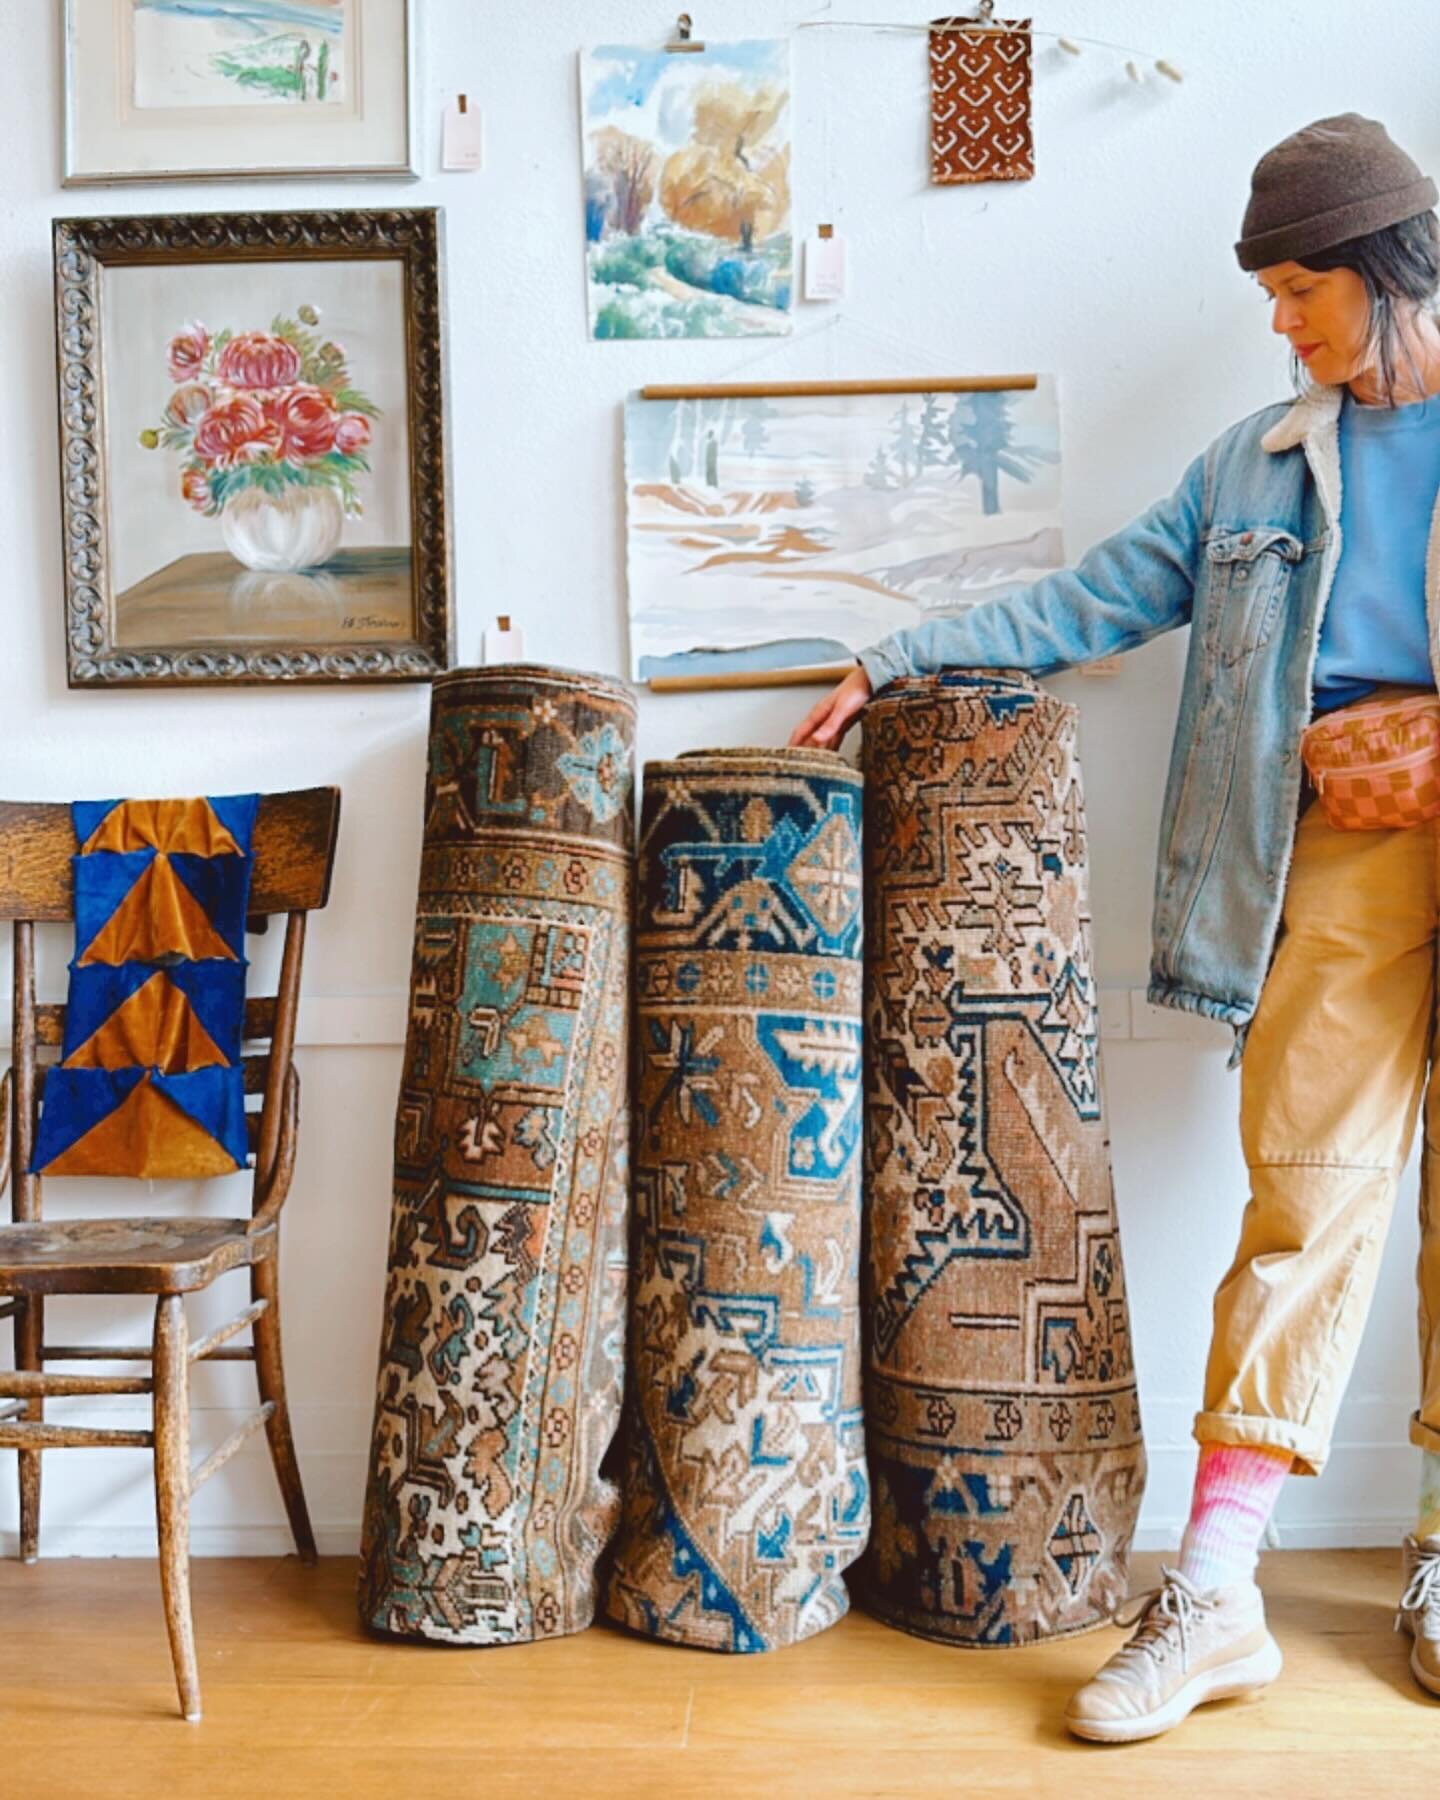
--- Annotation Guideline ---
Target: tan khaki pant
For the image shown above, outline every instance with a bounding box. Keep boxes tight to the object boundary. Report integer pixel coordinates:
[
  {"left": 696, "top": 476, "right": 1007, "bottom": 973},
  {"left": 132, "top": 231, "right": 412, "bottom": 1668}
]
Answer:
[{"left": 1196, "top": 795, "right": 1440, "bottom": 1476}]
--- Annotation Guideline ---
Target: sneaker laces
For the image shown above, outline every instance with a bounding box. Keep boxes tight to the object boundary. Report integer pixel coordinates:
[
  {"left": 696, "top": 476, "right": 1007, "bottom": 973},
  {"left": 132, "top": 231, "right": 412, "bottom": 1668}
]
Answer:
[
  {"left": 1111, "top": 1567, "right": 1218, "bottom": 1675},
  {"left": 1397, "top": 1542, "right": 1440, "bottom": 1633}
]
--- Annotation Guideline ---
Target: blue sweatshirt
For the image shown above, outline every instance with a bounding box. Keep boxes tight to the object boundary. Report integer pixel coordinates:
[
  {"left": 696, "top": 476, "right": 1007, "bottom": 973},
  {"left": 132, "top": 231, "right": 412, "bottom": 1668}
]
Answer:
[{"left": 1312, "top": 392, "right": 1440, "bottom": 711}]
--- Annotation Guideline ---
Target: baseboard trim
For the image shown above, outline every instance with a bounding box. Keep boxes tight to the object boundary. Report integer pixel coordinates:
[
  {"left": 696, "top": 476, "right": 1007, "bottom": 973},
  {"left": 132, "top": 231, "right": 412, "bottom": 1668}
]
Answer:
[{"left": 0, "top": 1516, "right": 1417, "bottom": 1561}]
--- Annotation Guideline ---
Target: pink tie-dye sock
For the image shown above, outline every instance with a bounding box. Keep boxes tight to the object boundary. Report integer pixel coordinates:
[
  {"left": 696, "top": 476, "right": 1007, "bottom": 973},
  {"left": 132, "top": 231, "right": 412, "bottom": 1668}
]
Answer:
[{"left": 1178, "top": 1444, "right": 1292, "bottom": 1591}]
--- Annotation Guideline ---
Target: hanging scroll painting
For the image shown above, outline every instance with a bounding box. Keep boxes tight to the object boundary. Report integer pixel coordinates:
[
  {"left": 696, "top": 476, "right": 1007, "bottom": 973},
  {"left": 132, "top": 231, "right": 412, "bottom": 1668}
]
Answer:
[
  {"left": 624, "top": 378, "right": 1063, "bottom": 686},
  {"left": 580, "top": 39, "right": 793, "bottom": 340}
]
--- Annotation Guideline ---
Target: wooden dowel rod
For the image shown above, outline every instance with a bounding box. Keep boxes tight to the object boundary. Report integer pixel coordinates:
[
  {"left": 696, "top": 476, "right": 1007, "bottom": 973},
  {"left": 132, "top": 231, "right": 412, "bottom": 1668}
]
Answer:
[
  {"left": 0, "top": 1424, "right": 154, "bottom": 1450},
  {"left": 649, "top": 664, "right": 851, "bottom": 693},
  {"left": 189, "top": 1300, "right": 267, "bottom": 1365},
  {"left": 189, "top": 1403, "right": 274, "bottom": 1495},
  {"left": 43, "top": 1343, "right": 256, "bottom": 1363},
  {"left": 640, "top": 374, "right": 1038, "bottom": 401},
  {"left": 0, "top": 1300, "right": 18, "bottom": 1321},
  {"left": 0, "top": 1371, "right": 153, "bottom": 1398}
]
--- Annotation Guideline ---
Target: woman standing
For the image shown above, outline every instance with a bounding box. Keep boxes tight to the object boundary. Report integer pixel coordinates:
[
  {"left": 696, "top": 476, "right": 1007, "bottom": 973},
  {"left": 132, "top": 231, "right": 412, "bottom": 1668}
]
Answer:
[{"left": 793, "top": 114, "right": 1440, "bottom": 1742}]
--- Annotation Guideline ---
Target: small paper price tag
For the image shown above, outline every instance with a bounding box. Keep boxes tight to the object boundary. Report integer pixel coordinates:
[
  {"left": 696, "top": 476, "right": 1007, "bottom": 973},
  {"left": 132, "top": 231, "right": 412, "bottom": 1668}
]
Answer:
[
  {"left": 804, "top": 229, "right": 847, "bottom": 301},
  {"left": 442, "top": 97, "right": 483, "bottom": 172}
]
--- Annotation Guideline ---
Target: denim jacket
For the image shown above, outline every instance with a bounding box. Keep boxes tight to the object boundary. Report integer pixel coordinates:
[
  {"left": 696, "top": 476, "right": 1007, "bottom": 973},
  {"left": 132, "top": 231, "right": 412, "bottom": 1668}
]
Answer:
[{"left": 857, "top": 384, "right": 1394, "bottom": 1060}]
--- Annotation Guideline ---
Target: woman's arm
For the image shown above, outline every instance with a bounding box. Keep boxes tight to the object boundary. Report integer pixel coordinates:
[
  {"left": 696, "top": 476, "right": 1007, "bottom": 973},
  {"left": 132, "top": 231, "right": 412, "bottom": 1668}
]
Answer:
[{"left": 791, "top": 452, "right": 1208, "bottom": 749}]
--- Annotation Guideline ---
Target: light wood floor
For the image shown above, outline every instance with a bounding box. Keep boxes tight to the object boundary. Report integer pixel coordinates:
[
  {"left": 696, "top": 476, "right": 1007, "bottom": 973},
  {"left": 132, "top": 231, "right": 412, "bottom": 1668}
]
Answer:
[{"left": 0, "top": 1549, "right": 1432, "bottom": 1797}]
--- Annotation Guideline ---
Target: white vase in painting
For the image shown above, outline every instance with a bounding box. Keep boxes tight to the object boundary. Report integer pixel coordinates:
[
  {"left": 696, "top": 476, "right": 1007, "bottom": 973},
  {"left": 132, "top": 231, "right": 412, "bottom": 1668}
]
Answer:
[{"left": 221, "top": 486, "right": 344, "bottom": 574}]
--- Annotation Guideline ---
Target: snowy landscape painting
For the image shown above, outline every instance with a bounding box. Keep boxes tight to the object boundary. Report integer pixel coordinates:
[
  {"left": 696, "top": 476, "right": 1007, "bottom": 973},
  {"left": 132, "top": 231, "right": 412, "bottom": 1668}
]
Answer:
[
  {"left": 624, "top": 380, "right": 1064, "bottom": 683},
  {"left": 581, "top": 39, "right": 792, "bottom": 340}
]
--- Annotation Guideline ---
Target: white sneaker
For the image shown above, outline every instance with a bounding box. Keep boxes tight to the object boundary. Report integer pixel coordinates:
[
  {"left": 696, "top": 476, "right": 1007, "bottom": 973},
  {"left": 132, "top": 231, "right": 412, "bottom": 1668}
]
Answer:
[
  {"left": 1065, "top": 1567, "right": 1283, "bottom": 1744},
  {"left": 1397, "top": 1534, "right": 1440, "bottom": 1698}
]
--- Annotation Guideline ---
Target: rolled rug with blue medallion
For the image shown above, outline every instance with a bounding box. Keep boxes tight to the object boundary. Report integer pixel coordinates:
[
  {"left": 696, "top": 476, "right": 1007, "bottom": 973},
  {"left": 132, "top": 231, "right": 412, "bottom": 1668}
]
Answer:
[
  {"left": 360, "top": 666, "right": 635, "bottom": 1646},
  {"left": 604, "top": 747, "right": 869, "bottom": 1652},
  {"left": 856, "top": 670, "right": 1146, "bottom": 1645}
]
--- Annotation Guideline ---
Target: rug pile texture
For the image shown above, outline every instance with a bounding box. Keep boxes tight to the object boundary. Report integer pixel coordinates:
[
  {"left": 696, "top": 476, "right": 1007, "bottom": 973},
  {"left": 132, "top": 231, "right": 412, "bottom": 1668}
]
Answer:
[
  {"left": 360, "top": 666, "right": 635, "bottom": 1644},
  {"left": 855, "top": 672, "right": 1146, "bottom": 1645},
  {"left": 604, "top": 748, "right": 870, "bottom": 1652}
]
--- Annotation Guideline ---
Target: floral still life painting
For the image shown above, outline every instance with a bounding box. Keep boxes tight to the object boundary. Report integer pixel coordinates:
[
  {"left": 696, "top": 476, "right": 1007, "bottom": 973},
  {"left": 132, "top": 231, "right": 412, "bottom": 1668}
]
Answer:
[
  {"left": 580, "top": 39, "right": 792, "bottom": 340},
  {"left": 130, "top": 0, "right": 348, "bottom": 109},
  {"left": 624, "top": 381, "right": 1063, "bottom": 684},
  {"left": 54, "top": 209, "right": 450, "bottom": 687},
  {"left": 140, "top": 309, "right": 378, "bottom": 574}
]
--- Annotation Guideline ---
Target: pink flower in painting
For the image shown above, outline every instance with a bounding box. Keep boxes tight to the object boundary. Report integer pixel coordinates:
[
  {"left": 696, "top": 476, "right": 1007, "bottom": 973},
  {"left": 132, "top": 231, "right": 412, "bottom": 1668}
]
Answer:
[
  {"left": 334, "top": 412, "right": 372, "bottom": 456},
  {"left": 217, "top": 331, "right": 303, "bottom": 391},
  {"left": 266, "top": 384, "right": 339, "bottom": 460},
  {"left": 145, "top": 304, "right": 379, "bottom": 528},
  {"left": 166, "top": 324, "right": 210, "bottom": 383},
  {"left": 193, "top": 394, "right": 282, "bottom": 469},
  {"left": 180, "top": 467, "right": 213, "bottom": 512},
  {"left": 164, "top": 382, "right": 212, "bottom": 428}
]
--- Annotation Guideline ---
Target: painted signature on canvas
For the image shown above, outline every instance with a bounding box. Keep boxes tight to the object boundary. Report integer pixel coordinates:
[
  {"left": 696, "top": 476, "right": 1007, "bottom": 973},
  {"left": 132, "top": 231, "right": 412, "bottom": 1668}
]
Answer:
[
  {"left": 131, "top": 0, "right": 346, "bottom": 108},
  {"left": 139, "top": 306, "right": 378, "bottom": 575}
]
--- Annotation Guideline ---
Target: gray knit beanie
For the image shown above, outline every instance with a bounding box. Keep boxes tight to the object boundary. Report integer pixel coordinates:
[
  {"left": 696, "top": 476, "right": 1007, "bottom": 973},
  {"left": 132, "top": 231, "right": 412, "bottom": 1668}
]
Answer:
[{"left": 1236, "top": 113, "right": 1438, "bottom": 271}]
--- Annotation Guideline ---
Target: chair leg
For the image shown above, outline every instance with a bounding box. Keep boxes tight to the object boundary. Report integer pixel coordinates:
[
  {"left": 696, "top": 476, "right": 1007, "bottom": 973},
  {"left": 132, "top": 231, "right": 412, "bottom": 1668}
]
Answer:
[
  {"left": 153, "top": 1293, "right": 201, "bottom": 1724},
  {"left": 17, "top": 1295, "right": 43, "bottom": 1563},
  {"left": 251, "top": 1254, "right": 317, "bottom": 1564}
]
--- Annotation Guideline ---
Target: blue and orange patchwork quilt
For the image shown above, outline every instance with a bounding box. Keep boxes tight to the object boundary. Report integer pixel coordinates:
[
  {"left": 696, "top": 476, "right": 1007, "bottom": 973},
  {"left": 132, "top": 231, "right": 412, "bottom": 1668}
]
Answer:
[{"left": 30, "top": 796, "right": 259, "bottom": 1180}]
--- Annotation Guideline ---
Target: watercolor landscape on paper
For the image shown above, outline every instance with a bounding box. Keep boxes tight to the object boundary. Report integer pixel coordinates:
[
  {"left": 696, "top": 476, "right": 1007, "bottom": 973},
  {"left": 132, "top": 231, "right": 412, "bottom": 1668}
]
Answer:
[
  {"left": 131, "top": 0, "right": 348, "bottom": 109},
  {"left": 581, "top": 39, "right": 792, "bottom": 340},
  {"left": 624, "top": 382, "right": 1064, "bottom": 683}
]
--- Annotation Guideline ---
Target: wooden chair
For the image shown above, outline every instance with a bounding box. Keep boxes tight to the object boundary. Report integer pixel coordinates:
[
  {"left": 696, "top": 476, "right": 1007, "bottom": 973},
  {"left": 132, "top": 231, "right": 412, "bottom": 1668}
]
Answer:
[{"left": 0, "top": 787, "right": 341, "bottom": 1722}]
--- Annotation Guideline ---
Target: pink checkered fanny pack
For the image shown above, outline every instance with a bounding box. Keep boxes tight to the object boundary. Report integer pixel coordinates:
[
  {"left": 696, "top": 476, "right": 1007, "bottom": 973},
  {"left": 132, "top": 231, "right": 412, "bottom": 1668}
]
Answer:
[{"left": 1300, "top": 691, "right": 1440, "bottom": 830}]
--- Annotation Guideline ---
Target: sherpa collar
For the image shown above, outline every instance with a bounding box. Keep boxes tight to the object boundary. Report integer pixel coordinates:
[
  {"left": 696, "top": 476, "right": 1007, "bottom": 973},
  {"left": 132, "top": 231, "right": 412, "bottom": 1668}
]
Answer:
[{"left": 1261, "top": 384, "right": 1344, "bottom": 453}]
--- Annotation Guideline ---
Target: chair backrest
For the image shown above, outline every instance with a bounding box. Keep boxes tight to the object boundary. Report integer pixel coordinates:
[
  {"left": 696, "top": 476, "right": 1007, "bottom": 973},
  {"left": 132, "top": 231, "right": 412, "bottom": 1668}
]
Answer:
[{"left": 1, "top": 788, "right": 341, "bottom": 1229}]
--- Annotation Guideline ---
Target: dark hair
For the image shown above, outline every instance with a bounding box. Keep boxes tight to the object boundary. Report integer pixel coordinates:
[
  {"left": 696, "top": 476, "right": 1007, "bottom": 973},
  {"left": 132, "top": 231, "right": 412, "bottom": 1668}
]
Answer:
[{"left": 1295, "top": 209, "right": 1440, "bottom": 403}]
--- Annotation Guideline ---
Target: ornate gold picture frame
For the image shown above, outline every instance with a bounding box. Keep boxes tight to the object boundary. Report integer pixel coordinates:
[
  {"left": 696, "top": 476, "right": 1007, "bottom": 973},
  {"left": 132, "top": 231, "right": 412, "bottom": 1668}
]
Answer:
[{"left": 54, "top": 207, "right": 452, "bottom": 687}]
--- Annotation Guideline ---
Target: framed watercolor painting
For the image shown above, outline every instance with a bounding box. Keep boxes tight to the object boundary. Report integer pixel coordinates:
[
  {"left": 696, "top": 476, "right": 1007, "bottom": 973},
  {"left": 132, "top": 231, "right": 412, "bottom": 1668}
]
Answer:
[
  {"left": 623, "top": 376, "right": 1062, "bottom": 686},
  {"left": 53, "top": 208, "right": 452, "bottom": 687},
  {"left": 64, "top": 0, "right": 417, "bottom": 184}
]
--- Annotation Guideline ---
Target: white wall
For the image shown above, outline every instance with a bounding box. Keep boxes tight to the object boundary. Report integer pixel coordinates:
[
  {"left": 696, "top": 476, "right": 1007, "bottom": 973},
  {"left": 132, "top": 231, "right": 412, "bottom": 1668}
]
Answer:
[{"left": 1, "top": 0, "right": 1433, "bottom": 1558}]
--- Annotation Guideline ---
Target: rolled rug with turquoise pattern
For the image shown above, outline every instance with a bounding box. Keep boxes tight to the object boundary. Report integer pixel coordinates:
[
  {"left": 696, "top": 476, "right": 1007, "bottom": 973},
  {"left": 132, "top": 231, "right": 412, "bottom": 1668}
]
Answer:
[
  {"left": 360, "top": 665, "right": 635, "bottom": 1645},
  {"left": 856, "top": 670, "right": 1146, "bottom": 1646},
  {"left": 604, "top": 747, "right": 869, "bottom": 1653}
]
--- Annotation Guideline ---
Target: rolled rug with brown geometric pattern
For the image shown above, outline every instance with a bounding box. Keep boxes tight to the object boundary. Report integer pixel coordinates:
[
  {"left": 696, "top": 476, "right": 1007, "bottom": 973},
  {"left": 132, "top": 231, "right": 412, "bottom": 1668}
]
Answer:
[
  {"left": 855, "top": 671, "right": 1146, "bottom": 1646},
  {"left": 359, "top": 665, "right": 635, "bottom": 1645},
  {"left": 604, "top": 748, "right": 869, "bottom": 1652}
]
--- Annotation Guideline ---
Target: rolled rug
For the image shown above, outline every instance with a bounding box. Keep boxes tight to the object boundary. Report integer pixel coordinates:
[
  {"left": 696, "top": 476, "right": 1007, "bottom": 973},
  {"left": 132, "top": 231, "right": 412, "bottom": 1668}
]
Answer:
[
  {"left": 857, "top": 671, "right": 1146, "bottom": 1646},
  {"left": 360, "top": 666, "right": 635, "bottom": 1645},
  {"left": 604, "top": 748, "right": 869, "bottom": 1652}
]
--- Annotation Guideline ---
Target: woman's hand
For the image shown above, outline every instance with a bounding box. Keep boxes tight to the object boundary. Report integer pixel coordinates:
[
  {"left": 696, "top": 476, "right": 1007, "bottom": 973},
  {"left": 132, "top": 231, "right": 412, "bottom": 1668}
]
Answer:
[{"left": 789, "top": 666, "right": 873, "bottom": 749}]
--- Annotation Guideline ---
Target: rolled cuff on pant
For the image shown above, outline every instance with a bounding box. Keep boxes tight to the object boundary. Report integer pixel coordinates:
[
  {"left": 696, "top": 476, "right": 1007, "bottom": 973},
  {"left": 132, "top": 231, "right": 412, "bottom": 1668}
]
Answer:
[
  {"left": 1193, "top": 1409, "right": 1320, "bottom": 1477},
  {"left": 1410, "top": 1411, "right": 1440, "bottom": 1456}
]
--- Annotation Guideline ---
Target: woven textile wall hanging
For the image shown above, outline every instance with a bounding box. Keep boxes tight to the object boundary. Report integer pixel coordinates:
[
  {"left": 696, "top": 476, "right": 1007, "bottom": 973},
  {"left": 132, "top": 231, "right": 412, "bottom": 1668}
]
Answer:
[
  {"left": 856, "top": 672, "right": 1145, "bottom": 1645},
  {"left": 929, "top": 14, "right": 1035, "bottom": 185},
  {"left": 604, "top": 749, "right": 869, "bottom": 1653},
  {"left": 31, "top": 796, "right": 257, "bottom": 1179},
  {"left": 360, "top": 667, "right": 635, "bottom": 1645}
]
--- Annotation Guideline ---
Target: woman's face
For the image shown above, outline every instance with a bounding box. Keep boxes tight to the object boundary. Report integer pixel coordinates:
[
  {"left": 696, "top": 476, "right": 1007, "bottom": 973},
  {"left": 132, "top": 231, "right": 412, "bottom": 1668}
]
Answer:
[{"left": 1256, "top": 260, "right": 1372, "bottom": 387}]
